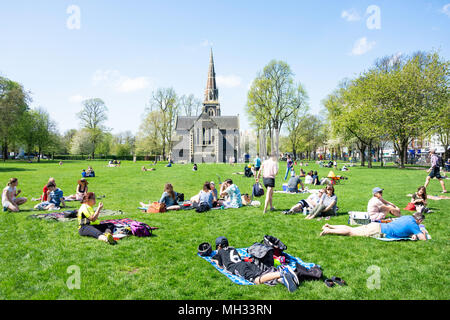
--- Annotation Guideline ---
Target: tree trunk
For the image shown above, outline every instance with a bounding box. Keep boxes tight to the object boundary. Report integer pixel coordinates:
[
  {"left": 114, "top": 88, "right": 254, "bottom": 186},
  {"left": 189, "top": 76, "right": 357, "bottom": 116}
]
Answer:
[{"left": 367, "top": 141, "right": 373, "bottom": 169}]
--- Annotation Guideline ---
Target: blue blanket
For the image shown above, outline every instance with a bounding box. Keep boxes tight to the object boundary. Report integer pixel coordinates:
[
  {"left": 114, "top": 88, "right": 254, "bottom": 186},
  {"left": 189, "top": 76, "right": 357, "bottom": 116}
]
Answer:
[{"left": 198, "top": 247, "right": 318, "bottom": 285}]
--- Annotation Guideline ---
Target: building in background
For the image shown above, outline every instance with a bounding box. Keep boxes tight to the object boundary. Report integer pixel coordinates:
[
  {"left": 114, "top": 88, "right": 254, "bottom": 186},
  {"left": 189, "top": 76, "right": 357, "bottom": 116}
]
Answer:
[{"left": 172, "top": 49, "right": 240, "bottom": 163}]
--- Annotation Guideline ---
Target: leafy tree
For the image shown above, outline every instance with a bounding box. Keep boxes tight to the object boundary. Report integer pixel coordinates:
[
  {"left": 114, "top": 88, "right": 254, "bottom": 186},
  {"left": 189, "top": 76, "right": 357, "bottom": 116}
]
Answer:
[
  {"left": 0, "top": 76, "right": 31, "bottom": 160},
  {"left": 77, "top": 98, "right": 108, "bottom": 159}
]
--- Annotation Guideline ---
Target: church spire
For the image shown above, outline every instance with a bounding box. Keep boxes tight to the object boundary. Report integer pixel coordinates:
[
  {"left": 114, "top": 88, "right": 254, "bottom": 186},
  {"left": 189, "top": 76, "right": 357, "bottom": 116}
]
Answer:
[{"left": 204, "top": 48, "right": 219, "bottom": 102}]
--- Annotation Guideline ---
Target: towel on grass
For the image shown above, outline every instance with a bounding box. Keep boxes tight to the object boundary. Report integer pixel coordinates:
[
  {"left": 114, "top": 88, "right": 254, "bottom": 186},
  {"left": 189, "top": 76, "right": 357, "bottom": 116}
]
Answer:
[
  {"left": 198, "top": 247, "right": 318, "bottom": 285},
  {"left": 28, "top": 209, "right": 126, "bottom": 222}
]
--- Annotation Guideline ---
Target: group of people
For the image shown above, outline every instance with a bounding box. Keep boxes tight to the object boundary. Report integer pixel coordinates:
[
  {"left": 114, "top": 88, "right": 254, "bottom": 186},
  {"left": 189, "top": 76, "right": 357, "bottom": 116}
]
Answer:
[{"left": 82, "top": 166, "right": 95, "bottom": 177}]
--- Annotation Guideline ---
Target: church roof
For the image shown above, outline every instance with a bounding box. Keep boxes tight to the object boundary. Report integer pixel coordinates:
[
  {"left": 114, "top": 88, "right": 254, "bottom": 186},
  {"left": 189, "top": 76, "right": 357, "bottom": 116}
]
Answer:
[{"left": 175, "top": 115, "right": 239, "bottom": 131}]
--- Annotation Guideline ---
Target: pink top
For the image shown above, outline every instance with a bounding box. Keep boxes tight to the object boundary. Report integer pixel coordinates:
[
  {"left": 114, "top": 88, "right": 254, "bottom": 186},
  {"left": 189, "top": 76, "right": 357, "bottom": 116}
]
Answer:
[
  {"left": 367, "top": 197, "right": 386, "bottom": 221},
  {"left": 262, "top": 159, "right": 279, "bottom": 179}
]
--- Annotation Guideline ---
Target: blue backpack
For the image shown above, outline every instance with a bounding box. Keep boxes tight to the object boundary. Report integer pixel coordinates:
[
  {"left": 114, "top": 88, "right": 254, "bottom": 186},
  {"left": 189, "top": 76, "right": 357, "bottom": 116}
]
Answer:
[{"left": 252, "top": 183, "right": 264, "bottom": 198}]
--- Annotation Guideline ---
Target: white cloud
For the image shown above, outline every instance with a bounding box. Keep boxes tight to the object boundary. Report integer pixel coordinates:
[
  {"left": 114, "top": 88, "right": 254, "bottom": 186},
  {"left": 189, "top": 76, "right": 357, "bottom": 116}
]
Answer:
[
  {"left": 351, "top": 37, "right": 376, "bottom": 56},
  {"left": 440, "top": 4, "right": 450, "bottom": 17},
  {"left": 68, "top": 94, "right": 85, "bottom": 103},
  {"left": 341, "top": 8, "right": 361, "bottom": 22},
  {"left": 216, "top": 75, "right": 242, "bottom": 88},
  {"left": 91, "top": 69, "right": 152, "bottom": 93}
]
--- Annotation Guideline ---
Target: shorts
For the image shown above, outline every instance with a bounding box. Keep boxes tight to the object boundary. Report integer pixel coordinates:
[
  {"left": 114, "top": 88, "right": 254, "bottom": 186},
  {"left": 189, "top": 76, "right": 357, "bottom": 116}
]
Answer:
[
  {"left": 351, "top": 223, "right": 382, "bottom": 238},
  {"left": 428, "top": 167, "right": 443, "bottom": 179},
  {"left": 297, "top": 200, "right": 309, "bottom": 208},
  {"left": 255, "top": 166, "right": 260, "bottom": 172},
  {"left": 263, "top": 178, "right": 275, "bottom": 188},
  {"left": 232, "top": 261, "right": 263, "bottom": 282}
]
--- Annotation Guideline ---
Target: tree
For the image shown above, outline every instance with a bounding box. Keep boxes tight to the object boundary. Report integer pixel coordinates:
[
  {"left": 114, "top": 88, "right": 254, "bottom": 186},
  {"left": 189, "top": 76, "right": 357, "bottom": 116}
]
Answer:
[
  {"left": 148, "top": 88, "right": 178, "bottom": 159},
  {"left": 135, "top": 110, "right": 164, "bottom": 158},
  {"left": 246, "top": 60, "right": 309, "bottom": 157},
  {"left": 0, "top": 76, "right": 31, "bottom": 160},
  {"left": 179, "top": 94, "right": 202, "bottom": 117},
  {"left": 77, "top": 98, "right": 108, "bottom": 159},
  {"left": 70, "top": 129, "right": 95, "bottom": 156}
]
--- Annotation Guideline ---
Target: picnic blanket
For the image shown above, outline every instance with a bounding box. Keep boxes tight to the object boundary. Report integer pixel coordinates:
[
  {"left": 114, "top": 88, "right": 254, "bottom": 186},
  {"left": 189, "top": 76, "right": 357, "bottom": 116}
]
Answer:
[
  {"left": 100, "top": 218, "right": 158, "bottom": 237},
  {"left": 28, "top": 209, "right": 126, "bottom": 222},
  {"left": 198, "top": 247, "right": 318, "bottom": 285}
]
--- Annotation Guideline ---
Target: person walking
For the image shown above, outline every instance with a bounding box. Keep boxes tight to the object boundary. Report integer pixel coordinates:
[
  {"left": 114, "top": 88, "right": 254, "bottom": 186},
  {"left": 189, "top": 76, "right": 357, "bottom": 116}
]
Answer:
[
  {"left": 256, "top": 153, "right": 279, "bottom": 213},
  {"left": 424, "top": 149, "right": 447, "bottom": 193}
]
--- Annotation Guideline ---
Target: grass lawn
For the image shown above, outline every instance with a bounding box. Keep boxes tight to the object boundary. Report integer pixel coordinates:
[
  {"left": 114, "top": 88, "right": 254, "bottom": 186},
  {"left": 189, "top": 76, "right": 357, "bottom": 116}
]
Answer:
[{"left": 0, "top": 159, "right": 449, "bottom": 300}]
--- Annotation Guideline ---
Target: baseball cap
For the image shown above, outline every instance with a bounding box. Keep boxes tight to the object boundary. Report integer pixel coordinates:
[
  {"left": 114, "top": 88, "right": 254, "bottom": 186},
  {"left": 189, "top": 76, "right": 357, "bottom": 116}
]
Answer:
[
  {"left": 215, "top": 236, "right": 228, "bottom": 249},
  {"left": 372, "top": 187, "right": 384, "bottom": 194},
  {"left": 210, "top": 181, "right": 215, "bottom": 186}
]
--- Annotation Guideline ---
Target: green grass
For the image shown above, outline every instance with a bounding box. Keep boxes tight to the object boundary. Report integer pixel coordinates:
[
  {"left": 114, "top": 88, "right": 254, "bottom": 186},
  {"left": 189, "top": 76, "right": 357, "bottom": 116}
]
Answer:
[{"left": 0, "top": 160, "right": 449, "bottom": 300}]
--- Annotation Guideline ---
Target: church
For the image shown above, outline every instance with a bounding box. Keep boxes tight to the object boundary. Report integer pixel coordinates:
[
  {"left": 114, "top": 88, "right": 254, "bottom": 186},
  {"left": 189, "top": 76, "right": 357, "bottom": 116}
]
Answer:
[{"left": 171, "top": 50, "right": 240, "bottom": 163}]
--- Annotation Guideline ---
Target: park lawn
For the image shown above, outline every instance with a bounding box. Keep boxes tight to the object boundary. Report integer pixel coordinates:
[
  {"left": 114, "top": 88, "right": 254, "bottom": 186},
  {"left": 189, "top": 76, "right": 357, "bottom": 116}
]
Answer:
[{"left": 0, "top": 160, "right": 449, "bottom": 300}]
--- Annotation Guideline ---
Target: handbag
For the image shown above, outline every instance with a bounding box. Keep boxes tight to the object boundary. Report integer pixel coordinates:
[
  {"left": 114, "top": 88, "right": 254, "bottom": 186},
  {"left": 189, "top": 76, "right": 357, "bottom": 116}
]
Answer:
[
  {"left": 404, "top": 202, "right": 416, "bottom": 211},
  {"left": 147, "top": 202, "right": 167, "bottom": 213}
]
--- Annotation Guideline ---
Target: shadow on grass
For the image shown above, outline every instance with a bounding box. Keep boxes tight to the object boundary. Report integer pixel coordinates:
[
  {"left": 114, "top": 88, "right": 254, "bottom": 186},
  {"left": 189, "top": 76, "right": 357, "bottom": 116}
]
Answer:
[{"left": 0, "top": 167, "right": 37, "bottom": 172}]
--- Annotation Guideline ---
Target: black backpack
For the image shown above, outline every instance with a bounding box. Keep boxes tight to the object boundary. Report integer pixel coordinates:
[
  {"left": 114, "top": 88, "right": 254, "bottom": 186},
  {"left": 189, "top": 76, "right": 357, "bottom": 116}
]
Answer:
[
  {"left": 244, "top": 166, "right": 253, "bottom": 177},
  {"left": 263, "top": 235, "right": 287, "bottom": 251},
  {"left": 177, "top": 193, "right": 185, "bottom": 203},
  {"left": 196, "top": 203, "right": 210, "bottom": 213},
  {"left": 247, "top": 242, "right": 274, "bottom": 272},
  {"left": 252, "top": 183, "right": 264, "bottom": 198},
  {"left": 295, "top": 264, "right": 323, "bottom": 281}
]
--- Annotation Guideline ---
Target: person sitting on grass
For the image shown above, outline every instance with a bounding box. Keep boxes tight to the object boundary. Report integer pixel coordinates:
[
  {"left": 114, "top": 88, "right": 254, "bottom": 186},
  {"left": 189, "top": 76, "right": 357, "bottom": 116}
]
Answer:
[
  {"left": 86, "top": 166, "right": 95, "bottom": 177},
  {"left": 192, "top": 163, "right": 198, "bottom": 171},
  {"left": 320, "top": 211, "right": 428, "bottom": 240},
  {"left": 159, "top": 183, "right": 181, "bottom": 210},
  {"left": 191, "top": 182, "right": 213, "bottom": 209},
  {"left": 312, "top": 171, "right": 320, "bottom": 185},
  {"left": 405, "top": 186, "right": 429, "bottom": 213},
  {"left": 66, "top": 179, "right": 89, "bottom": 201},
  {"left": 211, "top": 236, "right": 300, "bottom": 292},
  {"left": 304, "top": 171, "right": 314, "bottom": 185},
  {"left": 287, "top": 171, "right": 305, "bottom": 193},
  {"left": 209, "top": 181, "right": 219, "bottom": 207},
  {"left": 283, "top": 189, "right": 324, "bottom": 215},
  {"left": 2, "top": 178, "right": 27, "bottom": 212},
  {"left": 77, "top": 192, "right": 116, "bottom": 245},
  {"left": 305, "top": 185, "right": 337, "bottom": 220},
  {"left": 41, "top": 177, "right": 55, "bottom": 202},
  {"left": 219, "top": 179, "right": 242, "bottom": 209},
  {"left": 367, "top": 187, "right": 401, "bottom": 221},
  {"left": 34, "top": 182, "right": 66, "bottom": 210}
]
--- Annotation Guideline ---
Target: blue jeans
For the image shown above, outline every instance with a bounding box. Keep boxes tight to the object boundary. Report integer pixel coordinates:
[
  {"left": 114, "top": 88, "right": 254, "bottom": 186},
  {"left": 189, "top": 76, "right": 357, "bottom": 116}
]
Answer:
[{"left": 284, "top": 166, "right": 292, "bottom": 180}]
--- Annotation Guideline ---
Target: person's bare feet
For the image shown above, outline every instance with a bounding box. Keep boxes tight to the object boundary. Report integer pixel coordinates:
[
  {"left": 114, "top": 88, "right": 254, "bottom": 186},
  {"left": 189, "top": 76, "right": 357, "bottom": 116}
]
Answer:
[{"left": 320, "top": 228, "right": 330, "bottom": 236}]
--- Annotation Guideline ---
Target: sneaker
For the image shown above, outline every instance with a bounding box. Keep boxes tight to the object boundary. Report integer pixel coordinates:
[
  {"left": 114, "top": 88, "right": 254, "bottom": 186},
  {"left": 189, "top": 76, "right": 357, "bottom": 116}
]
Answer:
[
  {"left": 280, "top": 268, "right": 298, "bottom": 292},
  {"left": 3, "top": 206, "right": 7, "bottom": 212},
  {"left": 284, "top": 265, "right": 300, "bottom": 286},
  {"left": 104, "top": 232, "right": 117, "bottom": 245}
]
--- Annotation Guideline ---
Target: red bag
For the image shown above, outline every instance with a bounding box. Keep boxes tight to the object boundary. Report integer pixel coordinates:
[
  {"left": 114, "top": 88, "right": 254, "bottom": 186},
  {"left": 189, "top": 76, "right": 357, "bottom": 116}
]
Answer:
[
  {"left": 404, "top": 202, "right": 416, "bottom": 211},
  {"left": 147, "top": 202, "right": 167, "bottom": 213}
]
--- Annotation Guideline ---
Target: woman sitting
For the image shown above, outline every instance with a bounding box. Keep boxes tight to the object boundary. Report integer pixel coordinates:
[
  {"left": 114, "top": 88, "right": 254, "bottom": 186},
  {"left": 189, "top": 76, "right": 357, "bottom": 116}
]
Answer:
[
  {"left": 405, "top": 186, "right": 430, "bottom": 213},
  {"left": 2, "top": 178, "right": 27, "bottom": 212},
  {"left": 191, "top": 182, "right": 213, "bottom": 209},
  {"left": 77, "top": 192, "right": 116, "bottom": 245},
  {"left": 159, "top": 183, "right": 181, "bottom": 210},
  {"left": 304, "top": 171, "right": 314, "bottom": 184},
  {"left": 283, "top": 189, "right": 324, "bottom": 215},
  {"left": 66, "top": 179, "right": 89, "bottom": 201},
  {"left": 305, "top": 185, "right": 337, "bottom": 219}
]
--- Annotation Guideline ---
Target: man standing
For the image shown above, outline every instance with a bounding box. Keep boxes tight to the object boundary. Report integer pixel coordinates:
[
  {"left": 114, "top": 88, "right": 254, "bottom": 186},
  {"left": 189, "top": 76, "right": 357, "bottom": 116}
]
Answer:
[
  {"left": 256, "top": 153, "right": 279, "bottom": 213},
  {"left": 367, "top": 187, "right": 401, "bottom": 221},
  {"left": 424, "top": 149, "right": 447, "bottom": 193}
]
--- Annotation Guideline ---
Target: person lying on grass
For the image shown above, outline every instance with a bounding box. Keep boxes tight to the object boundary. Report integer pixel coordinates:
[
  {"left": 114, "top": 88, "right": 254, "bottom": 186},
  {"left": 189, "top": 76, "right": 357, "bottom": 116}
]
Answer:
[
  {"left": 2, "top": 178, "right": 27, "bottom": 212},
  {"left": 34, "top": 182, "right": 65, "bottom": 211},
  {"left": 320, "top": 211, "right": 427, "bottom": 240},
  {"left": 210, "top": 236, "right": 300, "bottom": 292},
  {"left": 368, "top": 187, "right": 401, "bottom": 221},
  {"left": 305, "top": 185, "right": 337, "bottom": 219},
  {"left": 66, "top": 179, "right": 88, "bottom": 201},
  {"left": 283, "top": 189, "right": 324, "bottom": 215},
  {"left": 77, "top": 192, "right": 116, "bottom": 245}
]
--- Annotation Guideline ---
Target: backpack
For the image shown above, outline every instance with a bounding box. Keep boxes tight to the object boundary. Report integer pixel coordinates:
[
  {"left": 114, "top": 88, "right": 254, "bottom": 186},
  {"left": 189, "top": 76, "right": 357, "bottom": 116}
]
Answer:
[
  {"left": 247, "top": 242, "right": 274, "bottom": 272},
  {"left": 147, "top": 202, "right": 167, "bottom": 213},
  {"left": 177, "top": 193, "right": 185, "bottom": 202},
  {"left": 244, "top": 166, "right": 253, "bottom": 177},
  {"left": 63, "top": 210, "right": 78, "bottom": 219},
  {"left": 129, "top": 221, "right": 153, "bottom": 237},
  {"left": 263, "top": 235, "right": 287, "bottom": 251},
  {"left": 195, "top": 203, "right": 210, "bottom": 213},
  {"left": 252, "top": 183, "right": 264, "bottom": 198},
  {"left": 295, "top": 264, "right": 323, "bottom": 281}
]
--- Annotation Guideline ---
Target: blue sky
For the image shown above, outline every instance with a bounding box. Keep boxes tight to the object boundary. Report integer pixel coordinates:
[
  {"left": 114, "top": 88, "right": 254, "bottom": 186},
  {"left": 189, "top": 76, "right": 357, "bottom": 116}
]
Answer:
[{"left": 1, "top": 0, "right": 449, "bottom": 135}]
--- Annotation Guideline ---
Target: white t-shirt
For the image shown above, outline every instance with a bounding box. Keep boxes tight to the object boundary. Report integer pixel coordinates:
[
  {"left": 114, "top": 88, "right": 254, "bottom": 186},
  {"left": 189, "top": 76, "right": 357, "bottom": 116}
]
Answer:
[
  {"left": 262, "top": 159, "right": 279, "bottom": 179},
  {"left": 2, "top": 186, "right": 15, "bottom": 205},
  {"left": 304, "top": 175, "right": 313, "bottom": 184},
  {"left": 367, "top": 197, "right": 386, "bottom": 221}
]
